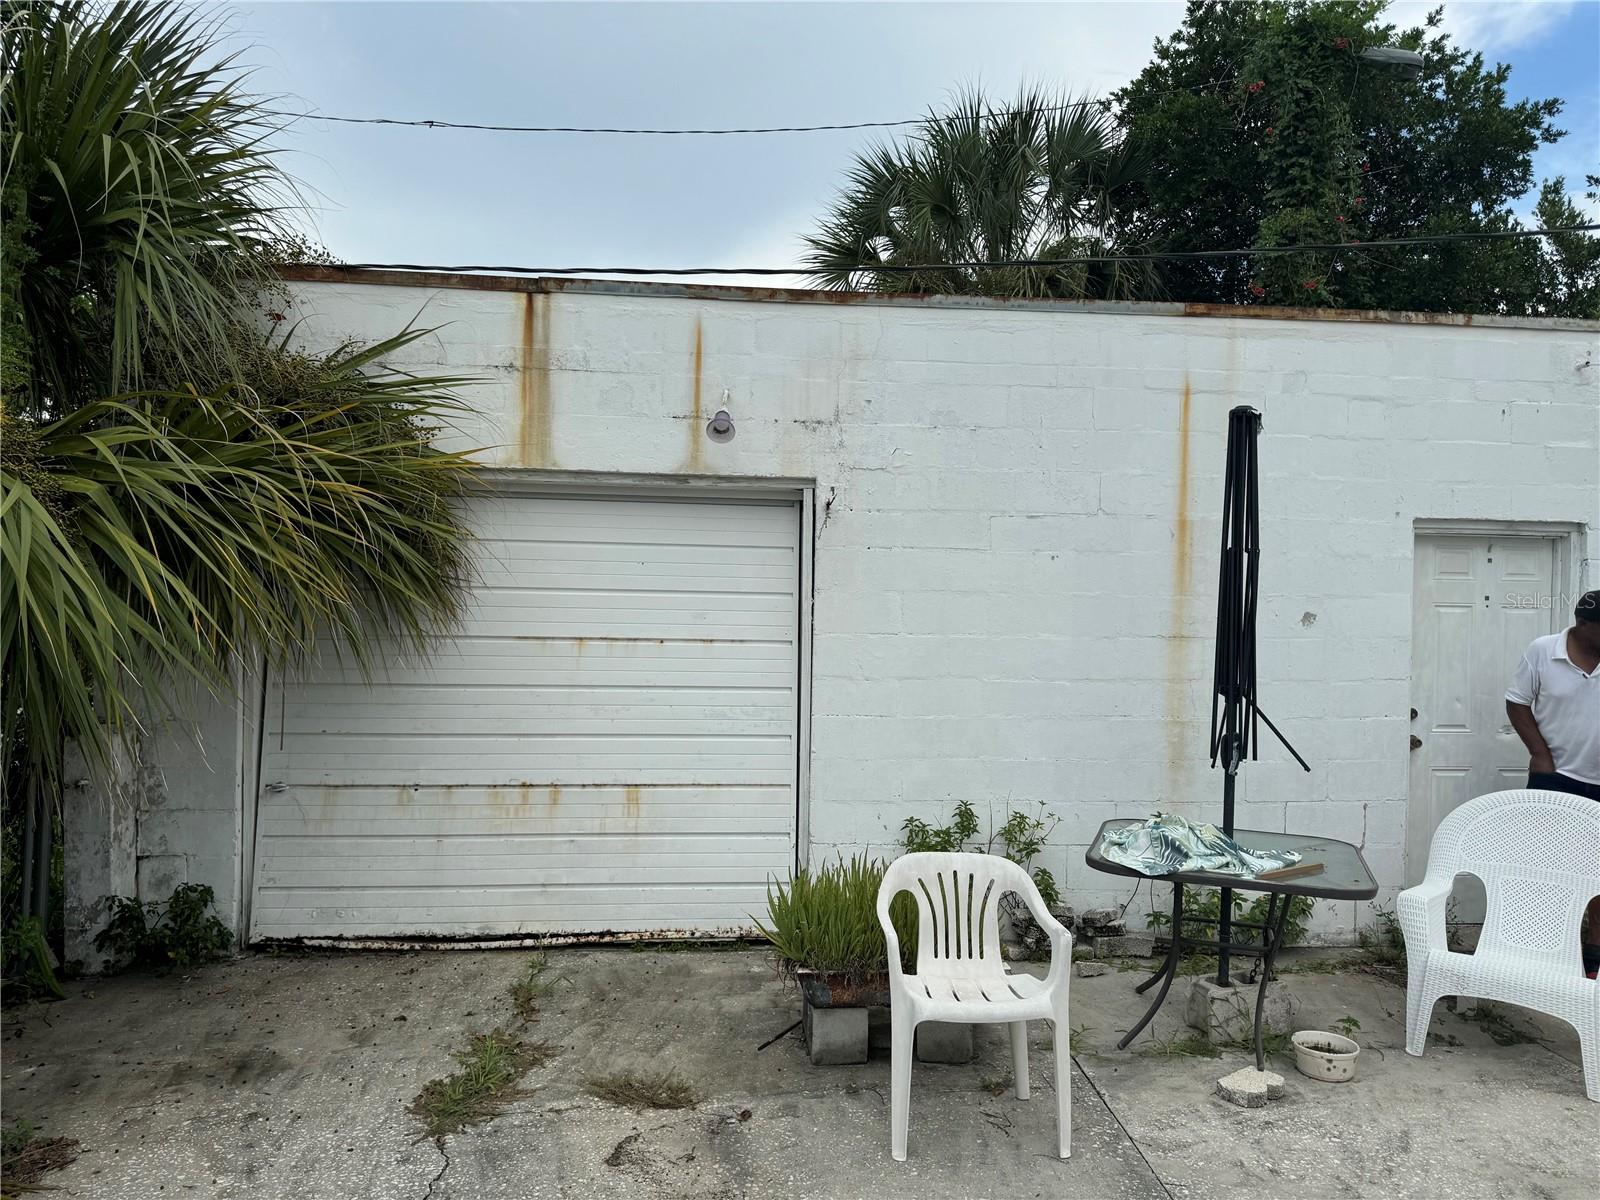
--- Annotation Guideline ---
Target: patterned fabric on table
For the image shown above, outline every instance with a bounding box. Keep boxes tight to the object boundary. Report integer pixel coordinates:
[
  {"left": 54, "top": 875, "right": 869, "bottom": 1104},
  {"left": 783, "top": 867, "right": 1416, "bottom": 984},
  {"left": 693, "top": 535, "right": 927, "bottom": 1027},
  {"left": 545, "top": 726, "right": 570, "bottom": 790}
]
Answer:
[{"left": 1098, "top": 813, "right": 1301, "bottom": 877}]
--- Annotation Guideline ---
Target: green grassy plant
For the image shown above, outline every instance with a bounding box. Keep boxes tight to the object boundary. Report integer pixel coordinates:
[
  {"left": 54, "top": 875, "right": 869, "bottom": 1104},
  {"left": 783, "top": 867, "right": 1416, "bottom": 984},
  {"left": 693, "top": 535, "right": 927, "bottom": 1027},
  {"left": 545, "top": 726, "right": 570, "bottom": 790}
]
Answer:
[
  {"left": 410, "top": 1030, "right": 553, "bottom": 1138},
  {"left": 754, "top": 855, "right": 917, "bottom": 979}
]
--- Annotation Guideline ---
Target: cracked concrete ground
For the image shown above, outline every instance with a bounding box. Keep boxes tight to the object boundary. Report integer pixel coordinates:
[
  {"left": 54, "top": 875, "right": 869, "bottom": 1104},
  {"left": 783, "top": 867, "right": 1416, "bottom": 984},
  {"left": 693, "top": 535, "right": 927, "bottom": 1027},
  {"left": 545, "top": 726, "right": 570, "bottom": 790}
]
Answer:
[{"left": 4, "top": 947, "right": 1594, "bottom": 1199}]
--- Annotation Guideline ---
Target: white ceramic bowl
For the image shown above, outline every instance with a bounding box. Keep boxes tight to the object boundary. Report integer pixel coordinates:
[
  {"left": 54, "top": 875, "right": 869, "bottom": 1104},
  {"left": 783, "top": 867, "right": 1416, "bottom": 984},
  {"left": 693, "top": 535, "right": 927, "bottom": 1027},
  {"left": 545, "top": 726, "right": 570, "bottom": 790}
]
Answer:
[{"left": 1291, "top": 1030, "right": 1360, "bottom": 1082}]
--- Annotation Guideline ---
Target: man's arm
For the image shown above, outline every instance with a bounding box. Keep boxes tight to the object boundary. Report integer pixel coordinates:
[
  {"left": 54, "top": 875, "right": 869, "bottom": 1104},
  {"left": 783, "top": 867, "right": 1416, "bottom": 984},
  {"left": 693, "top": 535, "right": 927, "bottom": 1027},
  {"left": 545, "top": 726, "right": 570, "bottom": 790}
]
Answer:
[
  {"left": 1506, "top": 702, "right": 1555, "bottom": 775},
  {"left": 1504, "top": 649, "right": 1553, "bottom": 776}
]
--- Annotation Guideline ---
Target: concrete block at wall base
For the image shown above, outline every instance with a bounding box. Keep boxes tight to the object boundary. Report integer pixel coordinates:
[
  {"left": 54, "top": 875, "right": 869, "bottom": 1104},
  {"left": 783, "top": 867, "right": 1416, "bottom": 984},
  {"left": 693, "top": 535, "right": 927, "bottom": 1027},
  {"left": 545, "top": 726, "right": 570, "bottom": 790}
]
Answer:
[
  {"left": 1084, "top": 933, "right": 1157, "bottom": 960},
  {"left": 804, "top": 1004, "right": 868, "bottom": 1065},
  {"left": 1185, "top": 977, "right": 1301, "bottom": 1045},
  {"left": 868, "top": 1006, "right": 892, "bottom": 1054},
  {"left": 61, "top": 733, "right": 137, "bottom": 975},
  {"left": 916, "top": 1021, "right": 975, "bottom": 1064}
]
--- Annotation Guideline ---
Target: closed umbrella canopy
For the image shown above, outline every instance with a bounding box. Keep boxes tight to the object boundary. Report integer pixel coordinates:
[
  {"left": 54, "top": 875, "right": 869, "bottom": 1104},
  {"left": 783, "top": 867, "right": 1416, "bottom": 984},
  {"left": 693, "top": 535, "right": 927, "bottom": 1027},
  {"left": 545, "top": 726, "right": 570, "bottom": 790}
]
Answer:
[{"left": 1210, "top": 405, "right": 1309, "bottom": 983}]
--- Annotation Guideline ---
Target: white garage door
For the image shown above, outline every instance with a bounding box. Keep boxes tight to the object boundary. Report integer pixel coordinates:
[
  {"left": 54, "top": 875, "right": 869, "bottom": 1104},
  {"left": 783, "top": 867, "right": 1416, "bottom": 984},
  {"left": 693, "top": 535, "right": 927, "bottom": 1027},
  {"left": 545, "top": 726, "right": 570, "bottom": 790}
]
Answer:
[{"left": 250, "top": 491, "right": 802, "bottom": 941}]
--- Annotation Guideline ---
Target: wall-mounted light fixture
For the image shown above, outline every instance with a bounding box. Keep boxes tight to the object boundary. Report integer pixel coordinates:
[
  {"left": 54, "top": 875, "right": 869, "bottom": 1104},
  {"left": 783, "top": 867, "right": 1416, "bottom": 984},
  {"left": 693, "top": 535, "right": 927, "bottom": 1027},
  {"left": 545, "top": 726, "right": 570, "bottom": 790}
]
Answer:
[{"left": 706, "top": 389, "right": 736, "bottom": 443}]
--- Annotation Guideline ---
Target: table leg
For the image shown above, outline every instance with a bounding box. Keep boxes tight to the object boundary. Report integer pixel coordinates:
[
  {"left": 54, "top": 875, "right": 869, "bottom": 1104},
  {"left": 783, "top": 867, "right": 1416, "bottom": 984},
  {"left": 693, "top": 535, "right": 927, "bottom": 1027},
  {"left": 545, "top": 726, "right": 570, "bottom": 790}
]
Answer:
[
  {"left": 1252, "top": 896, "right": 1294, "bottom": 1072},
  {"left": 1118, "top": 883, "right": 1184, "bottom": 1049},
  {"left": 1245, "top": 893, "right": 1280, "bottom": 984}
]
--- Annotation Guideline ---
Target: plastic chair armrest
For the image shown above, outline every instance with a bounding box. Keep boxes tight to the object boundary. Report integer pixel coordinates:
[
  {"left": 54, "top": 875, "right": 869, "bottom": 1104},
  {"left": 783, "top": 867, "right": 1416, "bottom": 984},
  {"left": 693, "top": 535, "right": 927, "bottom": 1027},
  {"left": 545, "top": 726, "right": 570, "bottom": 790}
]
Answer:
[
  {"left": 1016, "top": 886, "right": 1074, "bottom": 989},
  {"left": 876, "top": 895, "right": 906, "bottom": 984},
  {"left": 1396, "top": 877, "right": 1450, "bottom": 954}
]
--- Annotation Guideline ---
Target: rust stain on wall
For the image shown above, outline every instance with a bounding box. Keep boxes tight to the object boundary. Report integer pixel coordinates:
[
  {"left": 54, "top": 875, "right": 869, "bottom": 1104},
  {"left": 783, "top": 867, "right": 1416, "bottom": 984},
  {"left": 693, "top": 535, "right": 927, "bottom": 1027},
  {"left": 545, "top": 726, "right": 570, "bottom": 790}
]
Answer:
[
  {"left": 546, "top": 784, "right": 562, "bottom": 808},
  {"left": 685, "top": 318, "right": 704, "bottom": 473},
  {"left": 1165, "top": 377, "right": 1195, "bottom": 772},
  {"left": 623, "top": 784, "right": 642, "bottom": 820},
  {"left": 517, "top": 292, "right": 553, "bottom": 466}
]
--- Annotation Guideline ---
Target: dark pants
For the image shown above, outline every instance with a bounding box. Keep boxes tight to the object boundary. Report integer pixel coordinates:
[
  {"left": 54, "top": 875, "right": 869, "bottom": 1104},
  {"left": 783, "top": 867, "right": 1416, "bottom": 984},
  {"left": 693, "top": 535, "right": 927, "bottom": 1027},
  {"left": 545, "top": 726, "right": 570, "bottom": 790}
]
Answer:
[{"left": 1527, "top": 771, "right": 1600, "bottom": 802}]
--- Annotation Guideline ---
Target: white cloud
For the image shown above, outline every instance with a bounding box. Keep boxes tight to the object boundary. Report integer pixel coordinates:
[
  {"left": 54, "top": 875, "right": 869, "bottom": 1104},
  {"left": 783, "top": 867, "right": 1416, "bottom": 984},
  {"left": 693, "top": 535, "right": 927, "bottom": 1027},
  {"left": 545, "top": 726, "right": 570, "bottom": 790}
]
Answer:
[{"left": 1390, "top": 1, "right": 1577, "bottom": 52}]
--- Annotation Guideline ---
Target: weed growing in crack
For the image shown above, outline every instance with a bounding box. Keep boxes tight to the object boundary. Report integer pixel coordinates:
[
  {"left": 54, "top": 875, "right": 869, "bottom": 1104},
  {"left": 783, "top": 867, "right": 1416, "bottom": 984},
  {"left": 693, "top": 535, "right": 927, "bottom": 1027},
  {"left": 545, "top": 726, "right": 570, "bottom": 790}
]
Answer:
[
  {"left": 1461, "top": 1002, "right": 1543, "bottom": 1047},
  {"left": 1069, "top": 1023, "right": 1095, "bottom": 1054},
  {"left": 585, "top": 1069, "right": 700, "bottom": 1110},
  {"left": 1137, "top": 1030, "right": 1222, "bottom": 1059},
  {"left": 507, "top": 953, "right": 561, "bottom": 1025},
  {"left": 410, "top": 1030, "right": 555, "bottom": 1138}
]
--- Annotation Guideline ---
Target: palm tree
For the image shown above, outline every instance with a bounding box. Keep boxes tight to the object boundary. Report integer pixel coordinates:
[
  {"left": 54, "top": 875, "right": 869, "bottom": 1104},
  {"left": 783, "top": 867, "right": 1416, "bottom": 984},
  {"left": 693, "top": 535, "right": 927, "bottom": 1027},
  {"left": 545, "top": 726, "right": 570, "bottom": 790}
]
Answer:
[
  {"left": 803, "top": 88, "right": 1160, "bottom": 299},
  {"left": 0, "top": 2, "right": 478, "bottom": 932}
]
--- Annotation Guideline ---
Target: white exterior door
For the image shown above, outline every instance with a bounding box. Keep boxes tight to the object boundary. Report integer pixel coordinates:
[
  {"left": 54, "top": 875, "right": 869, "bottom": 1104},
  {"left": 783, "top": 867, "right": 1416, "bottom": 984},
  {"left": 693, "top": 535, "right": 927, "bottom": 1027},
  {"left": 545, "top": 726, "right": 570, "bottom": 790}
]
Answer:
[
  {"left": 1407, "top": 533, "right": 1561, "bottom": 909},
  {"left": 250, "top": 491, "right": 802, "bottom": 941}
]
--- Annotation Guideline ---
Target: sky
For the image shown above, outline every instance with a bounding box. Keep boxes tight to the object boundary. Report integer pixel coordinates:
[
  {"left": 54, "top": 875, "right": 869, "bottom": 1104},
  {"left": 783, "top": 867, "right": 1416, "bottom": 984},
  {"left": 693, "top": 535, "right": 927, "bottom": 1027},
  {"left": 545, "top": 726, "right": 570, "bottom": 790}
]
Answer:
[{"left": 227, "top": 1, "right": 1600, "bottom": 285}]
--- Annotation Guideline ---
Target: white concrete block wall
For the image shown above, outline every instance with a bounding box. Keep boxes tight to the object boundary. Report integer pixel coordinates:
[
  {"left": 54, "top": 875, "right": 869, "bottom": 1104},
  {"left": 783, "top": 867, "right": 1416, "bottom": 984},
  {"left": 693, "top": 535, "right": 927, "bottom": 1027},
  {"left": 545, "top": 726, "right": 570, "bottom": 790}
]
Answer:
[{"left": 117, "top": 277, "right": 1598, "bottom": 945}]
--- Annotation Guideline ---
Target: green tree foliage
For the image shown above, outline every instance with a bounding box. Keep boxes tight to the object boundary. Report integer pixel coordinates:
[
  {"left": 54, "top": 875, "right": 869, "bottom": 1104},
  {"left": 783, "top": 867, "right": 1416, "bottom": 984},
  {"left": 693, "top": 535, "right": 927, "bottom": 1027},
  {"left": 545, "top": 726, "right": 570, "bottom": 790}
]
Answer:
[
  {"left": 803, "top": 87, "right": 1160, "bottom": 299},
  {"left": 1114, "top": 0, "right": 1596, "bottom": 315},
  {"left": 0, "top": 0, "right": 477, "bottom": 800}
]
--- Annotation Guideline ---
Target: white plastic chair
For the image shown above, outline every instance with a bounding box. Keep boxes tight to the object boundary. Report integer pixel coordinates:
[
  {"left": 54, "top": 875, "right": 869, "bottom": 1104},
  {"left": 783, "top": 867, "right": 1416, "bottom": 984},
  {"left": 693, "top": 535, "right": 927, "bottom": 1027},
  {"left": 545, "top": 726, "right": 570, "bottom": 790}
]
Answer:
[
  {"left": 1398, "top": 789, "right": 1600, "bottom": 1101},
  {"left": 876, "top": 852, "right": 1072, "bottom": 1161}
]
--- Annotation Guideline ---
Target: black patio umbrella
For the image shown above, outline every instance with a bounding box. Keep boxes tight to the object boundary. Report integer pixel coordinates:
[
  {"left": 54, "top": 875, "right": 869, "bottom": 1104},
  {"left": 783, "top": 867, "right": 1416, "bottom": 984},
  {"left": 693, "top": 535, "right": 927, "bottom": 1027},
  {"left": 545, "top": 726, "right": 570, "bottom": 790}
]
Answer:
[{"left": 1209, "top": 406, "right": 1309, "bottom": 984}]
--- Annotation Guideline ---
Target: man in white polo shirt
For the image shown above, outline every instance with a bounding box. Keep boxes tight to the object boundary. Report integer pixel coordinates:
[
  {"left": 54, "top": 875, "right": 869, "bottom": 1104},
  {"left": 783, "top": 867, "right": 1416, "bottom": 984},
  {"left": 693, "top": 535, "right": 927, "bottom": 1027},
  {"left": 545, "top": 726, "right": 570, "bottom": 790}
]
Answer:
[{"left": 1505, "top": 589, "right": 1600, "bottom": 977}]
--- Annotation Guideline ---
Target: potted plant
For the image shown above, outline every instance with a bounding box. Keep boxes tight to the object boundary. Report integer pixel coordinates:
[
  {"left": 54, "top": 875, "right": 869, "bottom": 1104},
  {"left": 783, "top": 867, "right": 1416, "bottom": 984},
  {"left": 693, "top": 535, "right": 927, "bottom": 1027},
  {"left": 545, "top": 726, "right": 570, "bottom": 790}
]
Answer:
[
  {"left": 1291, "top": 1016, "right": 1362, "bottom": 1082},
  {"left": 755, "top": 855, "right": 916, "bottom": 1063}
]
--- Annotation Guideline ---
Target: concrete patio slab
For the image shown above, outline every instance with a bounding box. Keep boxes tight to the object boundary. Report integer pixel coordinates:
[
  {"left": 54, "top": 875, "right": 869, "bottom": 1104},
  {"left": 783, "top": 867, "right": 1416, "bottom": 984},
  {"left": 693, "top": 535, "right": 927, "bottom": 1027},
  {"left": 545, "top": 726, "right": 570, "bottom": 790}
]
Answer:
[{"left": 3, "top": 947, "right": 1593, "bottom": 1199}]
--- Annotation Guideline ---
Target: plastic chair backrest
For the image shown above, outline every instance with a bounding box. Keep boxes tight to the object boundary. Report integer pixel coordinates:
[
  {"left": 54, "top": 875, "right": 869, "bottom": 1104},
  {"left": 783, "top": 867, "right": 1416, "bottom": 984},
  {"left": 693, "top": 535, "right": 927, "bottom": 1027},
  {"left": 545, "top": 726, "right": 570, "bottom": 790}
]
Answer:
[
  {"left": 1426, "top": 789, "right": 1600, "bottom": 965},
  {"left": 880, "top": 852, "right": 1037, "bottom": 978}
]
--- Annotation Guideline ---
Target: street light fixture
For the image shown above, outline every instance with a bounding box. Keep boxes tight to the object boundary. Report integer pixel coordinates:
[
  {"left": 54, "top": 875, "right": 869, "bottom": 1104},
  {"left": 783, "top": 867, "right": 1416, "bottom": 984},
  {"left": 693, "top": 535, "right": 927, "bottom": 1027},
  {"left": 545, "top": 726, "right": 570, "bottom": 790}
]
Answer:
[{"left": 1359, "top": 46, "right": 1425, "bottom": 79}]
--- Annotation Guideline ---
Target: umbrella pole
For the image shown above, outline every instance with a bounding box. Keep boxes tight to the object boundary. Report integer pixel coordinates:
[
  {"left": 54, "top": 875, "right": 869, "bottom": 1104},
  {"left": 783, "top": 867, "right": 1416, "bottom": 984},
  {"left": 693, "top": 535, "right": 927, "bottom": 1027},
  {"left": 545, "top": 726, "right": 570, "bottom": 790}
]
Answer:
[{"left": 1218, "top": 732, "right": 1238, "bottom": 987}]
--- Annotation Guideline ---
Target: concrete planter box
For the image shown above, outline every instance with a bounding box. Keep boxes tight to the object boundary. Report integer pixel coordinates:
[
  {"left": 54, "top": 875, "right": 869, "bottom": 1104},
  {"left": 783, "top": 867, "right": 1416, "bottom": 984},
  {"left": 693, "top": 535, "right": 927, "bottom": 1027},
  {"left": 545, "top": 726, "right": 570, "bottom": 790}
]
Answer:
[{"left": 795, "top": 969, "right": 973, "bottom": 1065}]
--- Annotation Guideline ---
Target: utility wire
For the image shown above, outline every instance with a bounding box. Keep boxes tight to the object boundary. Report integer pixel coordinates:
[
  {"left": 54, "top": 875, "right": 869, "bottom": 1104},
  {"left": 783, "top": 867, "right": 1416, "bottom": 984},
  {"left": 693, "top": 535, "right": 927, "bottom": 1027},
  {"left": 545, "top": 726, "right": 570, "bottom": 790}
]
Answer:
[
  {"left": 258, "top": 78, "right": 1236, "bottom": 137},
  {"left": 331, "top": 224, "right": 1600, "bottom": 278}
]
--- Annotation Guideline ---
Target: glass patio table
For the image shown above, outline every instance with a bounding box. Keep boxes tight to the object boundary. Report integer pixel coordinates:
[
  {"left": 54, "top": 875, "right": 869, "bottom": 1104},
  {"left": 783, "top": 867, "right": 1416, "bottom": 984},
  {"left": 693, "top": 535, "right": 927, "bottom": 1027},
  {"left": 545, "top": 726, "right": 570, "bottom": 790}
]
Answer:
[{"left": 1084, "top": 818, "right": 1379, "bottom": 1070}]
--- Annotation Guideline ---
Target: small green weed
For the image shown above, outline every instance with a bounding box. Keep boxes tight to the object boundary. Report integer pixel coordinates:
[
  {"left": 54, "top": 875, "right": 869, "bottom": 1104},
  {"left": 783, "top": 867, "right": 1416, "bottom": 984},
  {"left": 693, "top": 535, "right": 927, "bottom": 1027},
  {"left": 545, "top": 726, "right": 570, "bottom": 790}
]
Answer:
[
  {"left": 978, "top": 1074, "right": 1011, "bottom": 1096},
  {"left": 585, "top": 1069, "right": 700, "bottom": 1110},
  {"left": 1236, "top": 1025, "right": 1292, "bottom": 1060},
  {"left": 94, "top": 884, "right": 231, "bottom": 971},
  {"left": 1462, "top": 1002, "right": 1542, "bottom": 1047},
  {"left": 1069, "top": 1023, "right": 1095, "bottom": 1054},
  {"left": 410, "top": 1029, "right": 554, "bottom": 1138},
  {"left": 1138, "top": 1030, "right": 1222, "bottom": 1059},
  {"left": 1357, "top": 904, "right": 1406, "bottom": 977},
  {"left": 1332, "top": 1015, "right": 1362, "bottom": 1040},
  {"left": 506, "top": 953, "right": 558, "bottom": 1025}
]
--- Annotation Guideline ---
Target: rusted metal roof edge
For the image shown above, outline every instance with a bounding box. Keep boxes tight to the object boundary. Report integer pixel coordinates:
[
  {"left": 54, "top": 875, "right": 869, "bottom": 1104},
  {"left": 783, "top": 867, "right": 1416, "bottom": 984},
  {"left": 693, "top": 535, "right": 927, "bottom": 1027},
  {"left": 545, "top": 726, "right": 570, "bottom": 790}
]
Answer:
[{"left": 275, "top": 265, "right": 1600, "bottom": 333}]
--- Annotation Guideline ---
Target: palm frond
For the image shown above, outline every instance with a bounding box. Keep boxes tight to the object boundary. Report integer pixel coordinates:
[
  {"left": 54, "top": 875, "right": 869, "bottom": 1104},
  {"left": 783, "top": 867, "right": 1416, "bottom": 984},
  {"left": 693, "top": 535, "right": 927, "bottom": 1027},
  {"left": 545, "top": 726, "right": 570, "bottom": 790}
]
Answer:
[
  {"left": 802, "top": 85, "right": 1161, "bottom": 300},
  {"left": 2, "top": 0, "right": 294, "bottom": 406},
  {"left": 1, "top": 328, "right": 479, "bottom": 787}
]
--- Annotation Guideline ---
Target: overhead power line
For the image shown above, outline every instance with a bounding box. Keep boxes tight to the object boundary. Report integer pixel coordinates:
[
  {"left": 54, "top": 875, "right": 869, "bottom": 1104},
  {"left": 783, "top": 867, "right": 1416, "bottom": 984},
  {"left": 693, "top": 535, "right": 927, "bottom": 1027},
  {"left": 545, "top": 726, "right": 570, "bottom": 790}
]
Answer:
[
  {"left": 258, "top": 78, "right": 1236, "bottom": 137},
  {"left": 332, "top": 224, "right": 1600, "bottom": 278}
]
